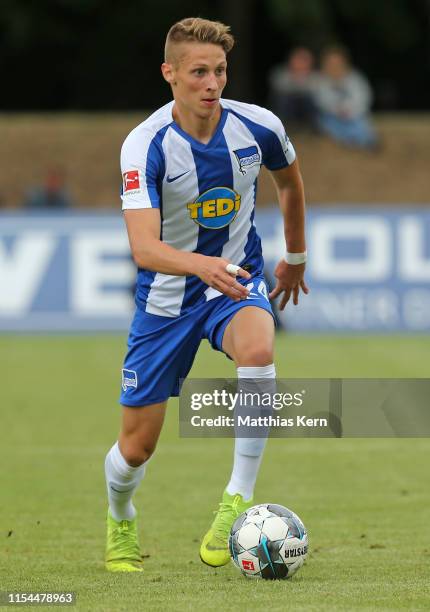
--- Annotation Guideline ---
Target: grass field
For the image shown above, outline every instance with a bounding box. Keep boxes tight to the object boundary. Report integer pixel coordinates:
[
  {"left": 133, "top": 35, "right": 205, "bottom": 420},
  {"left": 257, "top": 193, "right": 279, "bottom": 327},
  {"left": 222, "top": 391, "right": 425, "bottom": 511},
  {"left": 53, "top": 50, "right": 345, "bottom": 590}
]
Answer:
[{"left": 1, "top": 334, "right": 430, "bottom": 611}]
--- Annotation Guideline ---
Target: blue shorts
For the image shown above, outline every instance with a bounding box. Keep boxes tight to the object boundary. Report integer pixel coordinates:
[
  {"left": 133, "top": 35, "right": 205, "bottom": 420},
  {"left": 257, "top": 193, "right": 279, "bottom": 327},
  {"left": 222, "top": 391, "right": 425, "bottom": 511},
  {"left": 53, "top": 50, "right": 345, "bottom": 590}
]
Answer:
[{"left": 120, "top": 274, "right": 274, "bottom": 407}]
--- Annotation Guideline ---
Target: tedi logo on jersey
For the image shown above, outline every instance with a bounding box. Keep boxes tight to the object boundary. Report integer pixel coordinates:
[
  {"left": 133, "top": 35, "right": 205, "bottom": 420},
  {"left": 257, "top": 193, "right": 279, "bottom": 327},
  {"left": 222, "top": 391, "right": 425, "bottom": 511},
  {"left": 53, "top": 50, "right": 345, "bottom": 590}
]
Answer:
[
  {"left": 187, "top": 187, "right": 241, "bottom": 229},
  {"left": 233, "top": 145, "right": 261, "bottom": 175}
]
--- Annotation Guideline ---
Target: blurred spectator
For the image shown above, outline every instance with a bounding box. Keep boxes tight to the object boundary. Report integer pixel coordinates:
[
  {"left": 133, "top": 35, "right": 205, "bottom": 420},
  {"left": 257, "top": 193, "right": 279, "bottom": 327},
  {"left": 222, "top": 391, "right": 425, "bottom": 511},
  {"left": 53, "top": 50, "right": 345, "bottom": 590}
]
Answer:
[
  {"left": 23, "top": 167, "right": 72, "bottom": 209},
  {"left": 268, "top": 47, "right": 318, "bottom": 131},
  {"left": 315, "top": 46, "right": 378, "bottom": 149}
]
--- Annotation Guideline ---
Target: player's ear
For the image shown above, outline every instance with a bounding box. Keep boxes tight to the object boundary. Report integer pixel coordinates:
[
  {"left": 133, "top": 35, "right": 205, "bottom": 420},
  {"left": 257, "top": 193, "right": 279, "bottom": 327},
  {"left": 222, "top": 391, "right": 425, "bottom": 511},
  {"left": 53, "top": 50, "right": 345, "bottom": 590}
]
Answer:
[{"left": 161, "top": 63, "right": 176, "bottom": 86}]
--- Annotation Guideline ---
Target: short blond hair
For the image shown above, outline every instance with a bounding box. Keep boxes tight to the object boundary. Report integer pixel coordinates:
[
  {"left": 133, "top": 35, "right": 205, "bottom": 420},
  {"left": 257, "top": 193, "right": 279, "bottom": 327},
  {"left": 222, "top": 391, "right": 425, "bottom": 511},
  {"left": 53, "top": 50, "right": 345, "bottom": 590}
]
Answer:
[{"left": 164, "top": 17, "right": 234, "bottom": 64}]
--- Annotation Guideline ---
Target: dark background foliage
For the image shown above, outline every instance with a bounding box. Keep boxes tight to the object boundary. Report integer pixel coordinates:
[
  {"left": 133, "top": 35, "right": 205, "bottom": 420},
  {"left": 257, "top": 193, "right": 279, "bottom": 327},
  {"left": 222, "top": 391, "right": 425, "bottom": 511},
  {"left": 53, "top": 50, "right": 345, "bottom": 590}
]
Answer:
[{"left": 1, "top": 0, "right": 429, "bottom": 111}]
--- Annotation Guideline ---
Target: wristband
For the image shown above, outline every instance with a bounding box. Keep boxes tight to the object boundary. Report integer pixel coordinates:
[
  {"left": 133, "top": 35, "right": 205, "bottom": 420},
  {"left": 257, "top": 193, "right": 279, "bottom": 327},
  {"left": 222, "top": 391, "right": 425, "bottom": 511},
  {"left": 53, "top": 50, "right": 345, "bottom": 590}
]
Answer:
[{"left": 285, "top": 251, "right": 307, "bottom": 265}]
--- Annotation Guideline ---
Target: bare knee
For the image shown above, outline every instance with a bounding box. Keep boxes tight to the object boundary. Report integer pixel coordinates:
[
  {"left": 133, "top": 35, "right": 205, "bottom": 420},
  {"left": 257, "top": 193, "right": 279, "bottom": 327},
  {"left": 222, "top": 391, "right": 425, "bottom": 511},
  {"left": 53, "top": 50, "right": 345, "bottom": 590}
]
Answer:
[
  {"left": 119, "top": 435, "right": 157, "bottom": 467},
  {"left": 234, "top": 344, "right": 273, "bottom": 367},
  {"left": 119, "top": 402, "right": 166, "bottom": 467}
]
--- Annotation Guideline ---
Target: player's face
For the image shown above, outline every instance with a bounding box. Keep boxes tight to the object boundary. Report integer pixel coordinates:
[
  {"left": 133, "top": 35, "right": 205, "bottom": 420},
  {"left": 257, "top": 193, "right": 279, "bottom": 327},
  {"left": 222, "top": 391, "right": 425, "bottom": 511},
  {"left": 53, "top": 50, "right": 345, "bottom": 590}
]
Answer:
[{"left": 163, "top": 43, "right": 227, "bottom": 119}]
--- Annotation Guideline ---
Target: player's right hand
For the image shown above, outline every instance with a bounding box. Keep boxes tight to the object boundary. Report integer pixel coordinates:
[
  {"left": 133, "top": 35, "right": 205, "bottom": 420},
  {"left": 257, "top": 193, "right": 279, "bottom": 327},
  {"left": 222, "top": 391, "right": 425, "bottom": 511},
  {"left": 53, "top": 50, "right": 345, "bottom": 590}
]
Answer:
[{"left": 195, "top": 256, "right": 251, "bottom": 301}]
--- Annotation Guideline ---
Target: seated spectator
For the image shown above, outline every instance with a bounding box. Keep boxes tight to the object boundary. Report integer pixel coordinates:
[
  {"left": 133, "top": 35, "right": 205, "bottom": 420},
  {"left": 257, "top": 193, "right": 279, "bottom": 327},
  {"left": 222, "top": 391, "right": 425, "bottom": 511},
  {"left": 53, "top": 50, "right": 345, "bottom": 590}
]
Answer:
[
  {"left": 268, "top": 47, "right": 318, "bottom": 131},
  {"left": 315, "top": 46, "right": 378, "bottom": 149},
  {"left": 23, "top": 167, "right": 72, "bottom": 209}
]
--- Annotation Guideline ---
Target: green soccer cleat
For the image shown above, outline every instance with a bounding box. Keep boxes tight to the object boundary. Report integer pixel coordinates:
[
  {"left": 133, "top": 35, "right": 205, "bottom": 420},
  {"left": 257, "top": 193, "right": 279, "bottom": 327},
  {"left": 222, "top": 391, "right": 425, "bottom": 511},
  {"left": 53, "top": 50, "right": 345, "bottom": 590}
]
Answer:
[
  {"left": 200, "top": 490, "right": 253, "bottom": 567},
  {"left": 105, "top": 510, "right": 144, "bottom": 573}
]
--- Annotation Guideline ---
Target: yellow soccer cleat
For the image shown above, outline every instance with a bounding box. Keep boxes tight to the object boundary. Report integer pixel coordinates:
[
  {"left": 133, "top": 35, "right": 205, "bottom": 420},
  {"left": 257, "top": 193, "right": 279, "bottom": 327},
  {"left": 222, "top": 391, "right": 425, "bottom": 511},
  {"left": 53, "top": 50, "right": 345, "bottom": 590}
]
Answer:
[
  {"left": 105, "top": 510, "right": 144, "bottom": 573},
  {"left": 200, "top": 490, "right": 252, "bottom": 567}
]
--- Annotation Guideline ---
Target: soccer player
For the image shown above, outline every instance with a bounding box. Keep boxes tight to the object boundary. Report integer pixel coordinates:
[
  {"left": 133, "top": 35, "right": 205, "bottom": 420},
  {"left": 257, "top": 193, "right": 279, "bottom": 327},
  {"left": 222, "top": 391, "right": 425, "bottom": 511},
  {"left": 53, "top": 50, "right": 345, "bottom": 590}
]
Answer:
[{"left": 104, "top": 17, "right": 308, "bottom": 572}]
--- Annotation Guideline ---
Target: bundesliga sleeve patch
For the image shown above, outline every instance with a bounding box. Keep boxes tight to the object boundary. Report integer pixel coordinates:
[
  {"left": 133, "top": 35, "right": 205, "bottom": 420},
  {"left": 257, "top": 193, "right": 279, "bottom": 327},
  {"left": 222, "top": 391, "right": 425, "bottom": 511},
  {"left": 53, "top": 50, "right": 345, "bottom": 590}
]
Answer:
[{"left": 122, "top": 169, "right": 140, "bottom": 192}]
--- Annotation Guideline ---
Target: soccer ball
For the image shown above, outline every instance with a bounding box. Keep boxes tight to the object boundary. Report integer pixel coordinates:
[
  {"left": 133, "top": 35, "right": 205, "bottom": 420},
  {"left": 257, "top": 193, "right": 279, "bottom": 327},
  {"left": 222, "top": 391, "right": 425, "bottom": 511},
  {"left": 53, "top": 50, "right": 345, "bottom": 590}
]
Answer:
[{"left": 228, "top": 503, "right": 308, "bottom": 579}]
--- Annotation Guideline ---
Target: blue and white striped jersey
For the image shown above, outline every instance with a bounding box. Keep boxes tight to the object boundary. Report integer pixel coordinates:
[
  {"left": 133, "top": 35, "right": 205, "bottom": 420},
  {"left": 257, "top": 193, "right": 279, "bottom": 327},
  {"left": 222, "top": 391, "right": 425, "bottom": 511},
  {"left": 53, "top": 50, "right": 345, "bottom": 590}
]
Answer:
[{"left": 120, "top": 98, "right": 296, "bottom": 317}]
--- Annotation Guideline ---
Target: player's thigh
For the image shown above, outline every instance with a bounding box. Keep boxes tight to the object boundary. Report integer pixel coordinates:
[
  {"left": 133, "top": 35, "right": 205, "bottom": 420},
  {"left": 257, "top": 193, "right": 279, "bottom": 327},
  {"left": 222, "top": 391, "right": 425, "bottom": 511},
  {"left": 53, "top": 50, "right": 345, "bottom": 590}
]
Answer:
[
  {"left": 119, "top": 402, "right": 167, "bottom": 465},
  {"left": 222, "top": 306, "right": 275, "bottom": 366}
]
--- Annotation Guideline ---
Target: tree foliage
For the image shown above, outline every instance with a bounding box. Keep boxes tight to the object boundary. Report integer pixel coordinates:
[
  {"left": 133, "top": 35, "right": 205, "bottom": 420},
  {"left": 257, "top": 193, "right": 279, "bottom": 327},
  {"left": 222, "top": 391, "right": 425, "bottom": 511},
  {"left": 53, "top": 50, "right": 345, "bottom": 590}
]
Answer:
[{"left": 0, "top": 0, "right": 428, "bottom": 110}]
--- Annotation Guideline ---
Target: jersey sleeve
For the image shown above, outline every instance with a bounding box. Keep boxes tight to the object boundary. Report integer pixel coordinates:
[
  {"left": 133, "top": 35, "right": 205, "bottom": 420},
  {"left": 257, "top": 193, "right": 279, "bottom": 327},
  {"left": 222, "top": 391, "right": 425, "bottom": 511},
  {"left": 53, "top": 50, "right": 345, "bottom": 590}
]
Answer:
[
  {"left": 260, "top": 112, "right": 296, "bottom": 171},
  {"left": 120, "top": 129, "right": 165, "bottom": 210}
]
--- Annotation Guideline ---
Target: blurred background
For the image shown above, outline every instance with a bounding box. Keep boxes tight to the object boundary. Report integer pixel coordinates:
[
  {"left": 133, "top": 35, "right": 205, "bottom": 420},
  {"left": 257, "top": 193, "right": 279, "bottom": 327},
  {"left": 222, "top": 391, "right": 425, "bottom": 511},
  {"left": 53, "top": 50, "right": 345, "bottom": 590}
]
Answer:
[{"left": 1, "top": 0, "right": 429, "bottom": 333}]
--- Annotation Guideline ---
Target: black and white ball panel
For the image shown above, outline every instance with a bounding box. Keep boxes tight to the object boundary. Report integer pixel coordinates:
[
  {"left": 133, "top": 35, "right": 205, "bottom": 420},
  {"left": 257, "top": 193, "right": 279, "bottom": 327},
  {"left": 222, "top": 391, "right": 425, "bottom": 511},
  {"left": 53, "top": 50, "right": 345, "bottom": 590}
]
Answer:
[{"left": 229, "top": 503, "right": 308, "bottom": 580}]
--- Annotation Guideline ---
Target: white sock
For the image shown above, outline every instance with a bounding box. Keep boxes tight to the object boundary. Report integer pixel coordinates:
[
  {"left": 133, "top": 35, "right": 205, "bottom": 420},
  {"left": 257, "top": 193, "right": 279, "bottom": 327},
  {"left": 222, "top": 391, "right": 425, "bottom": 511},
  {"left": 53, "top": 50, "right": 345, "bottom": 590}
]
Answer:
[
  {"left": 105, "top": 442, "right": 146, "bottom": 521},
  {"left": 226, "top": 364, "right": 276, "bottom": 501}
]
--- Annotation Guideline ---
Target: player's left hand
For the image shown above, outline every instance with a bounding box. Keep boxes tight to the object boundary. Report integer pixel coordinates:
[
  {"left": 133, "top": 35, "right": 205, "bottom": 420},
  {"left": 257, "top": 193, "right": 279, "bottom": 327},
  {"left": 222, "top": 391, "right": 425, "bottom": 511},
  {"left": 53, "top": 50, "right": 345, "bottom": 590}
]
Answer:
[{"left": 268, "top": 260, "right": 309, "bottom": 310}]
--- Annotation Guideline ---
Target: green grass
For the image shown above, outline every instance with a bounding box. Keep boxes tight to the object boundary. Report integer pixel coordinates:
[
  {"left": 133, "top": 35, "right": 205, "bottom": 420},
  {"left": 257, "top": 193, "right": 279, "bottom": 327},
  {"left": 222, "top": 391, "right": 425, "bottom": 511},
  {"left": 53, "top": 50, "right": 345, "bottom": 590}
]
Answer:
[{"left": 1, "top": 334, "right": 430, "bottom": 611}]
